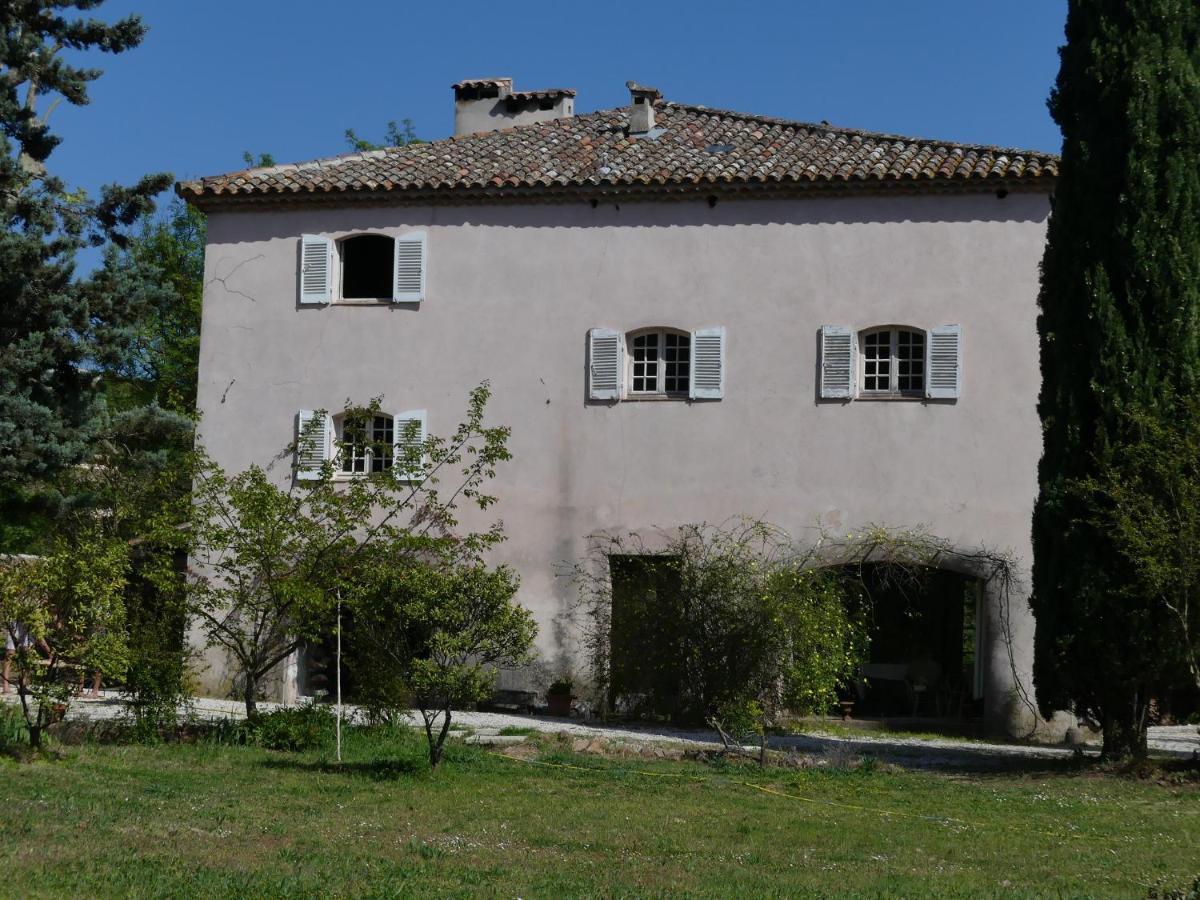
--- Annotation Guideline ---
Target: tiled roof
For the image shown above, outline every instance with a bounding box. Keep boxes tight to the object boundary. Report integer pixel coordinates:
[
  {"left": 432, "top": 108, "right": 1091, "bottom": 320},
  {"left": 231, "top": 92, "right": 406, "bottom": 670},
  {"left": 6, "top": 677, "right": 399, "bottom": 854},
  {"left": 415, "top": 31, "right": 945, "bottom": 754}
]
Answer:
[{"left": 178, "top": 101, "right": 1058, "bottom": 207}]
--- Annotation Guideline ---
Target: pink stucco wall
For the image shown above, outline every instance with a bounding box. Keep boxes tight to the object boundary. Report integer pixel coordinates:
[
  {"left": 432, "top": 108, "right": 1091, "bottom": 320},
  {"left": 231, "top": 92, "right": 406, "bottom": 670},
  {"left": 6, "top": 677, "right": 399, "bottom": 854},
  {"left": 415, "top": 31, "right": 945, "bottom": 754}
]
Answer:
[{"left": 193, "top": 191, "right": 1053, "bottom": 736}]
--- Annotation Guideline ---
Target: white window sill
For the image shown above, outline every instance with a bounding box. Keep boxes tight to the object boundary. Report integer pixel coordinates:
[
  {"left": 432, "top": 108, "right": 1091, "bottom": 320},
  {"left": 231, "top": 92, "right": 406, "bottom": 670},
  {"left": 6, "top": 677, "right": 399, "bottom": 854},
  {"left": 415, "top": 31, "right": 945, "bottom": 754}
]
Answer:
[
  {"left": 855, "top": 392, "right": 927, "bottom": 402},
  {"left": 623, "top": 393, "right": 690, "bottom": 402},
  {"left": 331, "top": 471, "right": 420, "bottom": 483}
]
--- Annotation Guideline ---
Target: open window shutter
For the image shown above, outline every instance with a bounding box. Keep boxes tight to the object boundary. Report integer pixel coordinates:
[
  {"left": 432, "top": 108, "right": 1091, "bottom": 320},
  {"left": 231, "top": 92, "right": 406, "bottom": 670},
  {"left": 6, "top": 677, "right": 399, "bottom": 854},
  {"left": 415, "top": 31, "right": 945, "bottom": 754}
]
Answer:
[
  {"left": 588, "top": 328, "right": 623, "bottom": 400},
  {"left": 689, "top": 327, "right": 725, "bottom": 399},
  {"left": 819, "top": 325, "right": 856, "bottom": 399},
  {"left": 393, "top": 232, "right": 427, "bottom": 302},
  {"left": 393, "top": 409, "right": 428, "bottom": 481},
  {"left": 296, "top": 409, "right": 332, "bottom": 480},
  {"left": 299, "top": 235, "right": 333, "bottom": 304},
  {"left": 926, "top": 324, "right": 962, "bottom": 399}
]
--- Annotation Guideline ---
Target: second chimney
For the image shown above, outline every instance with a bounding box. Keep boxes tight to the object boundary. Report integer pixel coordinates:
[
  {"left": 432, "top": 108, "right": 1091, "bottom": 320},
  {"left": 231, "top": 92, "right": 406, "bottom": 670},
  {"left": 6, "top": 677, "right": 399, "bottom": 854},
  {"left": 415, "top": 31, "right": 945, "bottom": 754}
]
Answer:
[
  {"left": 627, "top": 81, "right": 662, "bottom": 134},
  {"left": 453, "top": 78, "right": 576, "bottom": 136}
]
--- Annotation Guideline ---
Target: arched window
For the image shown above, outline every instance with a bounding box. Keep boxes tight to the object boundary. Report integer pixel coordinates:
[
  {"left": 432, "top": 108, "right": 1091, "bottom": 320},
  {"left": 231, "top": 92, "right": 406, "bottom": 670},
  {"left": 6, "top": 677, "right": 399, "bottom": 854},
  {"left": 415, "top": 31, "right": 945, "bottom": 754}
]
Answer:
[
  {"left": 859, "top": 327, "right": 925, "bottom": 395},
  {"left": 337, "top": 411, "right": 394, "bottom": 474},
  {"left": 627, "top": 328, "right": 691, "bottom": 397},
  {"left": 340, "top": 234, "right": 394, "bottom": 300}
]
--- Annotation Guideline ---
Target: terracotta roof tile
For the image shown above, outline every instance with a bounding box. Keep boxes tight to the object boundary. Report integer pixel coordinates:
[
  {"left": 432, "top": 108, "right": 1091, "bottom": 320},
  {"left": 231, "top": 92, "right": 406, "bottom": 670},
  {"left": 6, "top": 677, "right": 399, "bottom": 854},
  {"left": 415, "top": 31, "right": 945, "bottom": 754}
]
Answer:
[{"left": 179, "top": 102, "right": 1058, "bottom": 206}]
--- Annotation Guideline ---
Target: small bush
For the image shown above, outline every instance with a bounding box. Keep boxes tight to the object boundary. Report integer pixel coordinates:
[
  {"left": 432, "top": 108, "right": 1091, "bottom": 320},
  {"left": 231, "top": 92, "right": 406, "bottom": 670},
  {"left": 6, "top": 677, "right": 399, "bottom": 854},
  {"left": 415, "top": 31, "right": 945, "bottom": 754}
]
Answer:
[
  {"left": 248, "top": 704, "right": 336, "bottom": 752},
  {"left": 0, "top": 703, "right": 29, "bottom": 756}
]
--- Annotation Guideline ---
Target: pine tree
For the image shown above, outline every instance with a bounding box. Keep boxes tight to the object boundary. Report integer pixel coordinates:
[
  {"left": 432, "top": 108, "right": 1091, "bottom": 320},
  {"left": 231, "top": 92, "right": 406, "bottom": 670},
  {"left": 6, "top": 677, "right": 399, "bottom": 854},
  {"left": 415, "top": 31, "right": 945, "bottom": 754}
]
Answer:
[
  {"left": 0, "top": 2, "right": 171, "bottom": 489},
  {"left": 1032, "top": 0, "right": 1200, "bottom": 757}
]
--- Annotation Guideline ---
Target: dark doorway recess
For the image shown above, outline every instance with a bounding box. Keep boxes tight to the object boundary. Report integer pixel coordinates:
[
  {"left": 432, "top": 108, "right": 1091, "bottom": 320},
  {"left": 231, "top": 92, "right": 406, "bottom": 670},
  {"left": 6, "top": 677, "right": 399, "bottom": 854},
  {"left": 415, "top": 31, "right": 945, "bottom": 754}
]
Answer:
[
  {"left": 608, "top": 554, "right": 685, "bottom": 720},
  {"left": 850, "top": 563, "right": 982, "bottom": 720}
]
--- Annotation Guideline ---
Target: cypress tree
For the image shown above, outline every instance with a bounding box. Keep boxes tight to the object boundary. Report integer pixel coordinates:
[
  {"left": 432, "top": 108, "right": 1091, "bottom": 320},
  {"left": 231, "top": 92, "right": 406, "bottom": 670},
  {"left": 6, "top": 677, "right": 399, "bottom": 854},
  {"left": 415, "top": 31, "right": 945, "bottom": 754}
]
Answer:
[{"left": 1032, "top": 1, "right": 1200, "bottom": 757}]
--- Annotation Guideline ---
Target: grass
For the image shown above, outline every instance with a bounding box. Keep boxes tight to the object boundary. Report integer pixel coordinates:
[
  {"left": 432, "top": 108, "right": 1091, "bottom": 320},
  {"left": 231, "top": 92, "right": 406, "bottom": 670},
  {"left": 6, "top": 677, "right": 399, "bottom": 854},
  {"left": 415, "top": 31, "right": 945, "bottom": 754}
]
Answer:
[{"left": 1, "top": 726, "right": 1197, "bottom": 898}]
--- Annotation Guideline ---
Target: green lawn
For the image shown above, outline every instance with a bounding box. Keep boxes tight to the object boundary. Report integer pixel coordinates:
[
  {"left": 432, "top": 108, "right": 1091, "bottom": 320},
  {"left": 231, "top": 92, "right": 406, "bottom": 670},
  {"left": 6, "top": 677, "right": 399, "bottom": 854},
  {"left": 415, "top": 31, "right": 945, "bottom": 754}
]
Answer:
[{"left": 1, "top": 728, "right": 1196, "bottom": 898}]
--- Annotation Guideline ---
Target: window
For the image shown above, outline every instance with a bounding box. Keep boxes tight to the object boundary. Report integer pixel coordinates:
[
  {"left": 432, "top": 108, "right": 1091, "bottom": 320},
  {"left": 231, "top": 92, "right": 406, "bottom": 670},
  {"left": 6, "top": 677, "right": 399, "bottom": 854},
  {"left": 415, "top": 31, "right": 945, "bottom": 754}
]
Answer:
[
  {"left": 340, "top": 234, "right": 394, "bottom": 300},
  {"left": 298, "top": 232, "right": 426, "bottom": 305},
  {"left": 859, "top": 327, "right": 925, "bottom": 395},
  {"left": 297, "top": 408, "right": 426, "bottom": 481},
  {"left": 338, "top": 412, "right": 394, "bottom": 474},
  {"left": 628, "top": 329, "right": 690, "bottom": 397},
  {"left": 588, "top": 327, "right": 724, "bottom": 401}
]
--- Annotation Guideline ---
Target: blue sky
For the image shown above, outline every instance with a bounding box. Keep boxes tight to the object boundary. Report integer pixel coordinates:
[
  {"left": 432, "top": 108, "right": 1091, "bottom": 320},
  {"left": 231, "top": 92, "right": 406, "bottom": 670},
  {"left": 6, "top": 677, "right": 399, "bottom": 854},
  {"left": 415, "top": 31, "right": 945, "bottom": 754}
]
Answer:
[{"left": 52, "top": 0, "right": 1067, "bottom": 208}]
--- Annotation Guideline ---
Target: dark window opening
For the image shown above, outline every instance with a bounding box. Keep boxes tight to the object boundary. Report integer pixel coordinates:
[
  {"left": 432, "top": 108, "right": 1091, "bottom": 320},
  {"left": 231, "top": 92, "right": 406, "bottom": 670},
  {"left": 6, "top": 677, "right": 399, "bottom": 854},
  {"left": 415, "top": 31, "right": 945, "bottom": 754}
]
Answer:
[{"left": 341, "top": 234, "right": 393, "bottom": 300}]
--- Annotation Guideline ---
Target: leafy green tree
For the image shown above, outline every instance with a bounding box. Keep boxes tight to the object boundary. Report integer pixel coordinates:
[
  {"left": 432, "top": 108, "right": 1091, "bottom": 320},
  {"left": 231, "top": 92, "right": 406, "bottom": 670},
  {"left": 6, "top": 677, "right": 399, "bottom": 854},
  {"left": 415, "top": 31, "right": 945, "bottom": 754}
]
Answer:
[
  {"left": 0, "top": 529, "right": 130, "bottom": 750},
  {"left": 184, "top": 384, "right": 513, "bottom": 719},
  {"left": 344, "top": 118, "right": 422, "bottom": 152},
  {"left": 1031, "top": 1, "right": 1200, "bottom": 757},
  {"left": 1070, "top": 398, "right": 1200, "bottom": 696},
  {"left": 241, "top": 151, "right": 276, "bottom": 168},
  {"left": 350, "top": 555, "right": 534, "bottom": 768},
  {"left": 81, "top": 408, "right": 197, "bottom": 733},
  {"left": 0, "top": 2, "right": 171, "bottom": 488},
  {"left": 185, "top": 462, "right": 335, "bottom": 718},
  {"left": 91, "top": 200, "right": 205, "bottom": 416}
]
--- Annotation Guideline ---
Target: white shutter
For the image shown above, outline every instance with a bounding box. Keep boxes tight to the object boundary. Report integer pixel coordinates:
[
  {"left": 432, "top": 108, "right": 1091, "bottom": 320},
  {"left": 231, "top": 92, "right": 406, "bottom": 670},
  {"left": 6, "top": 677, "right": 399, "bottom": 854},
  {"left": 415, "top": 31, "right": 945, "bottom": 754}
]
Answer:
[
  {"left": 689, "top": 327, "right": 725, "bottom": 400},
  {"left": 393, "top": 232, "right": 427, "bottom": 302},
  {"left": 393, "top": 409, "right": 428, "bottom": 481},
  {"left": 820, "top": 325, "right": 856, "bottom": 399},
  {"left": 926, "top": 324, "right": 962, "bottom": 399},
  {"left": 588, "top": 328, "right": 623, "bottom": 401},
  {"left": 299, "top": 235, "right": 333, "bottom": 304},
  {"left": 296, "top": 409, "right": 332, "bottom": 480}
]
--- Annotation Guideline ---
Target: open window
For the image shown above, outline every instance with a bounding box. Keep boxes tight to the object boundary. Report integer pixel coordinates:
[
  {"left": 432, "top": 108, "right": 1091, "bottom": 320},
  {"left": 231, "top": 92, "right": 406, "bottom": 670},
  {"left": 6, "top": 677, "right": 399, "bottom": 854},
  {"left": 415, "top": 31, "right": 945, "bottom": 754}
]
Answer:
[
  {"left": 340, "top": 235, "right": 394, "bottom": 300},
  {"left": 298, "top": 232, "right": 427, "bottom": 304}
]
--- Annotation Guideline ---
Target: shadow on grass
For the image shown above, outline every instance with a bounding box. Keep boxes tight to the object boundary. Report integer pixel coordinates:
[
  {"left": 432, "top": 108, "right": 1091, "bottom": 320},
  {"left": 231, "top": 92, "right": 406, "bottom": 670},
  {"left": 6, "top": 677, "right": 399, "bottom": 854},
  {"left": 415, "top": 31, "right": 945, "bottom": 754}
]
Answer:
[{"left": 259, "top": 755, "right": 427, "bottom": 781}]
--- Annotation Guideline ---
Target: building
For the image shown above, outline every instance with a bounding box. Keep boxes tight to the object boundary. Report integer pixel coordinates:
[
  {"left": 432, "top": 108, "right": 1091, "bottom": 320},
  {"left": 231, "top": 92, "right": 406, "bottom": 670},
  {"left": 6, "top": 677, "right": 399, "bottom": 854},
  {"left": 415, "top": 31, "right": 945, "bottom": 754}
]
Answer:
[{"left": 179, "top": 78, "right": 1062, "bottom": 738}]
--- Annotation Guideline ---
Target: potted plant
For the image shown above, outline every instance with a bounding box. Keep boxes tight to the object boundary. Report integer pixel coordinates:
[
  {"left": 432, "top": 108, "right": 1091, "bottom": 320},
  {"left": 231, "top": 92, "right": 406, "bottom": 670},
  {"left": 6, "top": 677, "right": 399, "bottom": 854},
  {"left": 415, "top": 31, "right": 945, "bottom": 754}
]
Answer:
[{"left": 546, "top": 676, "right": 574, "bottom": 717}]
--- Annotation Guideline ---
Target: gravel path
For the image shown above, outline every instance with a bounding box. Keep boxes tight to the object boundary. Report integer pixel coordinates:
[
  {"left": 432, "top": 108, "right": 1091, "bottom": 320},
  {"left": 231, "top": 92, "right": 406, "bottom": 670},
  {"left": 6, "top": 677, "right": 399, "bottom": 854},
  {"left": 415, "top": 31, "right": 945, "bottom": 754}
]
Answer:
[{"left": 7, "top": 693, "right": 1197, "bottom": 769}]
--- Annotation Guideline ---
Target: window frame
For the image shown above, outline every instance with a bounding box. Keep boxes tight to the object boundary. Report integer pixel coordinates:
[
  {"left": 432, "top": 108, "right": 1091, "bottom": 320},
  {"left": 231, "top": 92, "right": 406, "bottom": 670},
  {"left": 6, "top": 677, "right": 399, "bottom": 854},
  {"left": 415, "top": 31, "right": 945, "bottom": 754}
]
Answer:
[
  {"left": 625, "top": 327, "right": 691, "bottom": 400},
  {"left": 335, "top": 411, "right": 395, "bottom": 476},
  {"left": 857, "top": 326, "right": 927, "bottom": 399}
]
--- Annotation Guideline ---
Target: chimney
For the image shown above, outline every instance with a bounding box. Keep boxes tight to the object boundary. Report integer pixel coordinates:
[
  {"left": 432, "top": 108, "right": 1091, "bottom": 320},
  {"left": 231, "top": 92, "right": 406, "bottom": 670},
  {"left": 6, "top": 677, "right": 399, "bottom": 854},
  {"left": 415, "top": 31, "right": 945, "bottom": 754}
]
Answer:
[
  {"left": 627, "top": 81, "right": 662, "bottom": 134},
  {"left": 452, "top": 78, "right": 576, "bottom": 137}
]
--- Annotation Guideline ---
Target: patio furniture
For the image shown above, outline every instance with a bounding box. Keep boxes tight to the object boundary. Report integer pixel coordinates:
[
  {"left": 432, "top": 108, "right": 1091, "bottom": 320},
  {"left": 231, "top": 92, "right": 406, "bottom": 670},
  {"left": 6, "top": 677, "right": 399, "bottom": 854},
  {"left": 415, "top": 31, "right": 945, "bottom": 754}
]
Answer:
[{"left": 905, "top": 658, "right": 943, "bottom": 716}]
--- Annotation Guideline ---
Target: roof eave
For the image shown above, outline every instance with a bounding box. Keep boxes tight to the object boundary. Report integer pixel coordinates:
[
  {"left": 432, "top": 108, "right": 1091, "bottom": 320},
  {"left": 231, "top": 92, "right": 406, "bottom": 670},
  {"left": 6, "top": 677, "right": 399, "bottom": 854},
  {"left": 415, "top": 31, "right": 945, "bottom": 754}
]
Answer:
[{"left": 177, "top": 175, "right": 1056, "bottom": 212}]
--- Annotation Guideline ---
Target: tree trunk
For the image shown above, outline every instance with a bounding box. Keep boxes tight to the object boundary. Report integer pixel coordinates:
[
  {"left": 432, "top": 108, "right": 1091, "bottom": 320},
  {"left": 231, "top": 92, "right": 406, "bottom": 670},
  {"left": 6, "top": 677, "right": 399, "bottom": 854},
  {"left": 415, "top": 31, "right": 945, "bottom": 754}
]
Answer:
[
  {"left": 1101, "top": 695, "right": 1150, "bottom": 760},
  {"left": 244, "top": 675, "right": 259, "bottom": 720},
  {"left": 27, "top": 724, "right": 42, "bottom": 750},
  {"left": 427, "top": 707, "right": 452, "bottom": 769}
]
